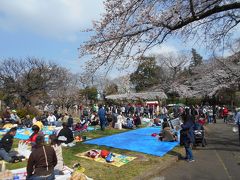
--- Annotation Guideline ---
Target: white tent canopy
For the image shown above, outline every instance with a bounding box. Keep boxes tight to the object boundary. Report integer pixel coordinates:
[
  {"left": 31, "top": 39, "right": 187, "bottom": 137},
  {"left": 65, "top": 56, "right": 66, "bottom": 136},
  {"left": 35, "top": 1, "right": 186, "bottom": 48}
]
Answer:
[{"left": 105, "top": 91, "right": 168, "bottom": 100}]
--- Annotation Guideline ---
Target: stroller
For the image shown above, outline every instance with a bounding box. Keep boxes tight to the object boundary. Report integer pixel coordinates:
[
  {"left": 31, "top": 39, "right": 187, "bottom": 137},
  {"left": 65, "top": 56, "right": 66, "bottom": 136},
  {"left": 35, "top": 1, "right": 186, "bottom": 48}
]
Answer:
[{"left": 193, "top": 122, "right": 207, "bottom": 147}]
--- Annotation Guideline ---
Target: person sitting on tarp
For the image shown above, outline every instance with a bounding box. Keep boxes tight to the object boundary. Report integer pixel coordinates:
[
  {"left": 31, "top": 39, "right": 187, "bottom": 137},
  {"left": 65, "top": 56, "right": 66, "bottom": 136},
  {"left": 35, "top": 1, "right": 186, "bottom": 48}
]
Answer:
[
  {"left": 27, "top": 135, "right": 57, "bottom": 180},
  {"left": 33, "top": 117, "right": 44, "bottom": 130},
  {"left": 153, "top": 118, "right": 161, "bottom": 126},
  {"left": 123, "top": 117, "right": 134, "bottom": 129},
  {"left": 0, "top": 127, "right": 19, "bottom": 162},
  {"left": 159, "top": 119, "right": 177, "bottom": 142},
  {"left": 162, "top": 118, "right": 170, "bottom": 129},
  {"left": 57, "top": 122, "right": 74, "bottom": 144},
  {"left": 24, "top": 125, "right": 41, "bottom": 148},
  {"left": 159, "top": 126, "right": 177, "bottom": 142},
  {"left": 49, "top": 134, "right": 64, "bottom": 175},
  {"left": 23, "top": 115, "right": 33, "bottom": 128},
  {"left": 67, "top": 114, "right": 74, "bottom": 128},
  {"left": 133, "top": 114, "right": 141, "bottom": 127},
  {"left": 89, "top": 112, "right": 99, "bottom": 126},
  {"left": 10, "top": 110, "right": 21, "bottom": 124},
  {"left": 2, "top": 107, "right": 12, "bottom": 124}
]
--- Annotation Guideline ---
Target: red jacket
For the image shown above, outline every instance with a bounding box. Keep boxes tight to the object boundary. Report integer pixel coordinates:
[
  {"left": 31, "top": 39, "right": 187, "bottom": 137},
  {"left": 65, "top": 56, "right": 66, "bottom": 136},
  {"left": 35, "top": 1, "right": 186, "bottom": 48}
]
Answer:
[
  {"left": 25, "top": 133, "right": 38, "bottom": 144},
  {"left": 222, "top": 108, "right": 228, "bottom": 116}
]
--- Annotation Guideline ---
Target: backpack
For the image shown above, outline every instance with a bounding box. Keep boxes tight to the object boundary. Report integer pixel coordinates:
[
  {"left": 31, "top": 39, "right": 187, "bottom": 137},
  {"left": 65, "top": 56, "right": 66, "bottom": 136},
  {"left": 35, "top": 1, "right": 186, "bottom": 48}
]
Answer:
[{"left": 100, "top": 150, "right": 110, "bottom": 158}]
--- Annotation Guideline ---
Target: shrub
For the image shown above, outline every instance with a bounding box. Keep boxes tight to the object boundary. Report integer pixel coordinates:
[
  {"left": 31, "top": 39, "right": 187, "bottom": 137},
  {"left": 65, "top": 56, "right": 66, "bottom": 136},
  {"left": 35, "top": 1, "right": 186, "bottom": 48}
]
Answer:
[{"left": 17, "top": 106, "right": 40, "bottom": 119}]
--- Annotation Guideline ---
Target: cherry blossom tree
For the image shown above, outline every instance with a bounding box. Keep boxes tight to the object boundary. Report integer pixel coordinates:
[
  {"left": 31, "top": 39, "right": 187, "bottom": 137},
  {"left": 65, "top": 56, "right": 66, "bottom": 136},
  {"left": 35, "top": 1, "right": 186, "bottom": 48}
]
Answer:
[{"left": 79, "top": 0, "right": 240, "bottom": 73}]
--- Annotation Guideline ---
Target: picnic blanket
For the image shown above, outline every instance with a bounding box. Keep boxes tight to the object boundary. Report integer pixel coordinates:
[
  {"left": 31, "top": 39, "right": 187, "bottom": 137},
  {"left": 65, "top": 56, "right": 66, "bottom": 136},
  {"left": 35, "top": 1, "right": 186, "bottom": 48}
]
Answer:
[
  {"left": 0, "top": 126, "right": 56, "bottom": 140},
  {"left": 10, "top": 166, "right": 73, "bottom": 180},
  {"left": 84, "top": 127, "right": 179, "bottom": 157},
  {"left": 76, "top": 150, "right": 136, "bottom": 167},
  {"left": 0, "top": 125, "right": 97, "bottom": 140}
]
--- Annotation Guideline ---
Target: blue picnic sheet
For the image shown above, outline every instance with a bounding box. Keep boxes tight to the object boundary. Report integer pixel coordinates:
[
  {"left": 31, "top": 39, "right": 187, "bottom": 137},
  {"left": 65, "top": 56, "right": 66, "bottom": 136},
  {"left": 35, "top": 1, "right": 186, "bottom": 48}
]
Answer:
[{"left": 84, "top": 127, "right": 179, "bottom": 157}]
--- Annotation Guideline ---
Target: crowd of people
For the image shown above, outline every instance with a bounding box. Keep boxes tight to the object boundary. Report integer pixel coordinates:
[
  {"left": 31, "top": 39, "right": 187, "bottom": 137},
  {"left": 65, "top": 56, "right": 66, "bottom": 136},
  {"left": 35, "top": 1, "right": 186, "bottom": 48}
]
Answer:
[
  {"left": 0, "top": 125, "right": 72, "bottom": 179},
  {"left": 0, "top": 103, "right": 239, "bottom": 178}
]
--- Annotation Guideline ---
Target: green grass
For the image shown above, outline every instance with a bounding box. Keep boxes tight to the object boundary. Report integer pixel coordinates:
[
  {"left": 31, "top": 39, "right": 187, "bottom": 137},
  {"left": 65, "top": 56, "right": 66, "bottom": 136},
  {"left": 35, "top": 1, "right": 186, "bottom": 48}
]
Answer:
[{"left": 5, "top": 127, "right": 183, "bottom": 180}]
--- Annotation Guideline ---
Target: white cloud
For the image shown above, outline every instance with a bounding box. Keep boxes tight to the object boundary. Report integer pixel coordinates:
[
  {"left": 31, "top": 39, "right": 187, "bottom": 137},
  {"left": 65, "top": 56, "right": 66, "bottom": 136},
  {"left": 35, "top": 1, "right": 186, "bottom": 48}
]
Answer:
[
  {"left": 0, "top": 0, "right": 104, "bottom": 41},
  {"left": 146, "top": 43, "right": 179, "bottom": 56}
]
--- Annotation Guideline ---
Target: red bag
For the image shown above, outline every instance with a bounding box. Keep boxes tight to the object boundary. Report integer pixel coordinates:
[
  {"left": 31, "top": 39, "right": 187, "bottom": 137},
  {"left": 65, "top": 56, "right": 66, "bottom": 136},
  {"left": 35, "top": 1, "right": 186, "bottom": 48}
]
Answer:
[
  {"left": 151, "top": 133, "right": 158, "bottom": 137},
  {"left": 100, "top": 150, "right": 110, "bottom": 158}
]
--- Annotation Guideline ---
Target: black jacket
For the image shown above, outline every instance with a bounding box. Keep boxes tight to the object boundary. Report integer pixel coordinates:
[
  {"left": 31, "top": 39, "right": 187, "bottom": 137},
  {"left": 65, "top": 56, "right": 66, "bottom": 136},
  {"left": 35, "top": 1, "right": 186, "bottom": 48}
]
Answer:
[
  {"left": 57, "top": 127, "right": 74, "bottom": 144},
  {"left": 0, "top": 133, "right": 14, "bottom": 152},
  {"left": 67, "top": 117, "right": 74, "bottom": 127}
]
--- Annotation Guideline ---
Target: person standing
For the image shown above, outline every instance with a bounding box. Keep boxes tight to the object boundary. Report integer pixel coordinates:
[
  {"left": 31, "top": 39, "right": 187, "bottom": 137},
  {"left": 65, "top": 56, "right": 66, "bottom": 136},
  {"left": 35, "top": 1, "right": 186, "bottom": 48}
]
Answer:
[
  {"left": 0, "top": 127, "right": 18, "bottom": 162},
  {"left": 235, "top": 110, "right": 240, "bottom": 145},
  {"left": 27, "top": 135, "right": 57, "bottom": 180},
  {"left": 181, "top": 113, "right": 195, "bottom": 162},
  {"left": 222, "top": 106, "right": 229, "bottom": 123},
  {"left": 213, "top": 105, "right": 217, "bottom": 123},
  {"left": 98, "top": 104, "right": 106, "bottom": 131},
  {"left": 207, "top": 106, "right": 213, "bottom": 124}
]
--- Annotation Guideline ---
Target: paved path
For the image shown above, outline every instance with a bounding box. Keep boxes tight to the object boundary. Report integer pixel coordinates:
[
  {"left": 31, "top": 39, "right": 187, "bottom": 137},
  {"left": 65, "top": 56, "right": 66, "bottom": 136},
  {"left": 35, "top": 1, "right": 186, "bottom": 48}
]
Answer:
[{"left": 158, "top": 120, "right": 240, "bottom": 180}]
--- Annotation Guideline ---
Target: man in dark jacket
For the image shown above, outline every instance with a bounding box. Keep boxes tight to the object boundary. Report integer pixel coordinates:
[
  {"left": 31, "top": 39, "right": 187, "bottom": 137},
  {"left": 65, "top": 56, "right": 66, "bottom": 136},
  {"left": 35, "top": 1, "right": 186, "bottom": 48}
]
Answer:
[
  {"left": 0, "top": 127, "right": 17, "bottom": 162},
  {"left": 27, "top": 135, "right": 57, "bottom": 179},
  {"left": 67, "top": 115, "right": 74, "bottom": 128},
  {"left": 98, "top": 104, "right": 106, "bottom": 131},
  {"left": 181, "top": 113, "right": 195, "bottom": 162},
  {"left": 57, "top": 122, "right": 74, "bottom": 144}
]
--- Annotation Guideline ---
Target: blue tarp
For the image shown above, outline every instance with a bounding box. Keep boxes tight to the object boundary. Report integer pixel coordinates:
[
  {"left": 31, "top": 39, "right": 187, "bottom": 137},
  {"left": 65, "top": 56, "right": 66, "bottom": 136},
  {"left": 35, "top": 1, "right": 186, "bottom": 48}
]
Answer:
[
  {"left": 0, "top": 127, "right": 54, "bottom": 140},
  {"left": 84, "top": 127, "right": 179, "bottom": 157},
  {"left": 0, "top": 126, "right": 97, "bottom": 140}
]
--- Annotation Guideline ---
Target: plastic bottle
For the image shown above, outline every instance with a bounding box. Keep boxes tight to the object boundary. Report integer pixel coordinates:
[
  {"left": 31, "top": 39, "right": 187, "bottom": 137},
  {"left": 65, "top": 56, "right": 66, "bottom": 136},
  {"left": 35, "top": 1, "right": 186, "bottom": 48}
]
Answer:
[{"left": 13, "top": 175, "right": 20, "bottom": 180}]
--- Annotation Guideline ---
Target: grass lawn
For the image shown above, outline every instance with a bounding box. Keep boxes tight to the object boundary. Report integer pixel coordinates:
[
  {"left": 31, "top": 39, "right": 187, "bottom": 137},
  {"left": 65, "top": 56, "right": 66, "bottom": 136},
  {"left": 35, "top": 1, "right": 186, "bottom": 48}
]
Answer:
[{"left": 5, "top": 127, "right": 183, "bottom": 180}]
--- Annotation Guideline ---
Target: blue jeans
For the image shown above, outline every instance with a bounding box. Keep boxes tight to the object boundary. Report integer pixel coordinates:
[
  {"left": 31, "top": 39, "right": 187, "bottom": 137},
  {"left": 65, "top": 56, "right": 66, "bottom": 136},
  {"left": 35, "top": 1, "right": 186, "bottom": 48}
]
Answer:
[
  {"left": 0, "top": 148, "right": 17, "bottom": 162},
  {"left": 100, "top": 120, "right": 105, "bottom": 131},
  {"left": 208, "top": 116, "right": 213, "bottom": 123},
  {"left": 185, "top": 146, "right": 193, "bottom": 160},
  {"left": 49, "top": 121, "right": 55, "bottom": 126},
  {"left": 27, "top": 173, "right": 55, "bottom": 180}
]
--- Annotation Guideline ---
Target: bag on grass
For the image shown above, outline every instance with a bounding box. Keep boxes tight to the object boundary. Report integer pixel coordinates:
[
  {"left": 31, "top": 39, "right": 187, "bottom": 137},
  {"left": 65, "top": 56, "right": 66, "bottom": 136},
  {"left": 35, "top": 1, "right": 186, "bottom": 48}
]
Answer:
[
  {"left": 86, "top": 149, "right": 100, "bottom": 158},
  {"left": 100, "top": 150, "right": 110, "bottom": 158},
  {"left": 106, "top": 152, "right": 115, "bottom": 163}
]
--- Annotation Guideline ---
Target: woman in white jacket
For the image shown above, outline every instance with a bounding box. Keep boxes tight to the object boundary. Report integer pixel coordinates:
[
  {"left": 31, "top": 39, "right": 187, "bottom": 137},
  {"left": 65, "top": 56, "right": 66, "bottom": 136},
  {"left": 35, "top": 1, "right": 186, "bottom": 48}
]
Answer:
[
  {"left": 115, "top": 112, "right": 124, "bottom": 129},
  {"left": 49, "top": 134, "right": 64, "bottom": 175}
]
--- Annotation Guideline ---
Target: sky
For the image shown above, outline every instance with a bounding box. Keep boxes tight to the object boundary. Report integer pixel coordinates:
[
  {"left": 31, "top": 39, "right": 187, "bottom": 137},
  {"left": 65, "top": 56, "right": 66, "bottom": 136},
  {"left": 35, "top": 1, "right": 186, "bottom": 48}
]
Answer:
[
  {"left": 0, "top": 0, "right": 235, "bottom": 77},
  {"left": 0, "top": 0, "right": 105, "bottom": 73}
]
